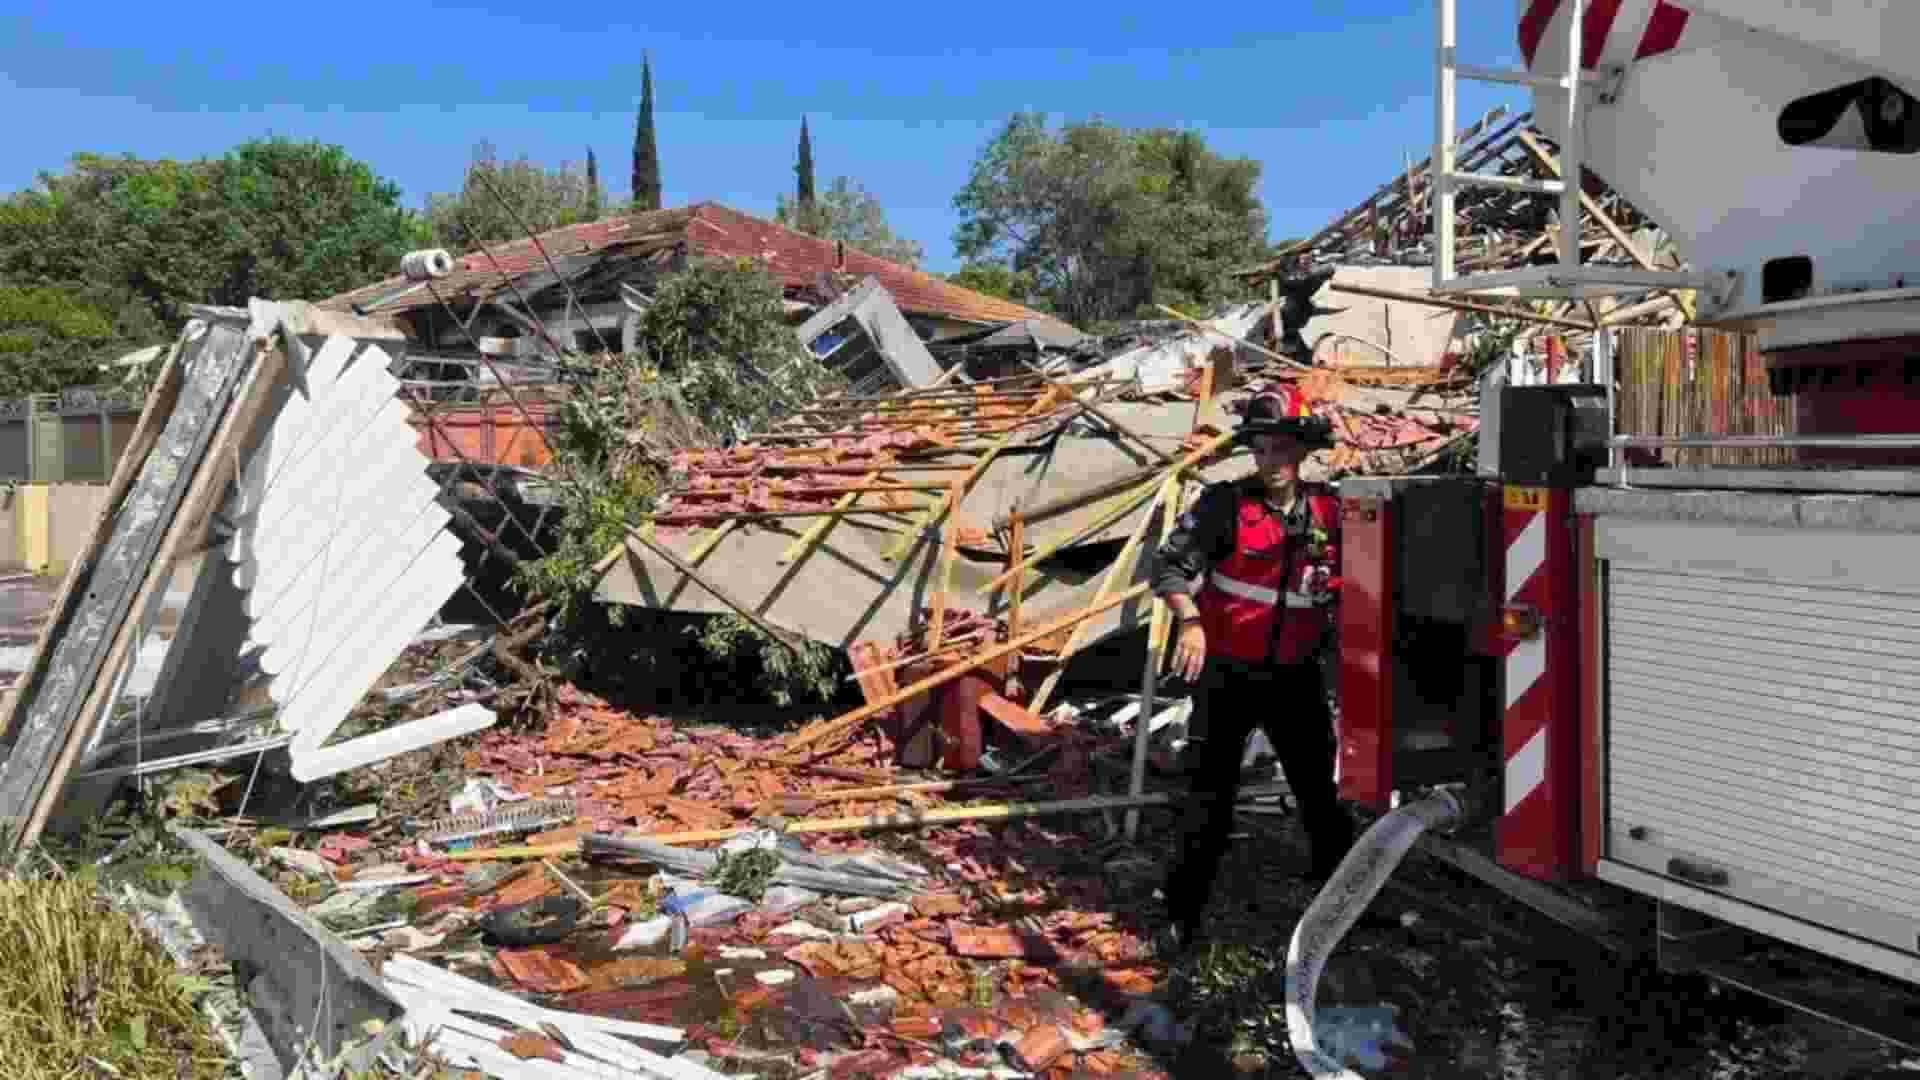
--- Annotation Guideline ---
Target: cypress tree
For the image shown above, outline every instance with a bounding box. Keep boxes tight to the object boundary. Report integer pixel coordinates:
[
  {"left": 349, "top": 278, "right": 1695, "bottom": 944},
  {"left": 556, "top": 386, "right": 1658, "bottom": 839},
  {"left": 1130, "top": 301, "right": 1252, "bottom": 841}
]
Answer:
[
  {"left": 796, "top": 117, "right": 816, "bottom": 227},
  {"left": 632, "top": 54, "right": 662, "bottom": 211},
  {"left": 585, "top": 148, "right": 602, "bottom": 219}
]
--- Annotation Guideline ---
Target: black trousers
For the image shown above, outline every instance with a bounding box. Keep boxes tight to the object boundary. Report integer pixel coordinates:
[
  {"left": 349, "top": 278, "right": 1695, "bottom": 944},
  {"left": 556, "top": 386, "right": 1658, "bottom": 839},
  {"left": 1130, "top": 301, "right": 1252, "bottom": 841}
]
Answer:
[{"left": 1162, "top": 653, "right": 1356, "bottom": 934}]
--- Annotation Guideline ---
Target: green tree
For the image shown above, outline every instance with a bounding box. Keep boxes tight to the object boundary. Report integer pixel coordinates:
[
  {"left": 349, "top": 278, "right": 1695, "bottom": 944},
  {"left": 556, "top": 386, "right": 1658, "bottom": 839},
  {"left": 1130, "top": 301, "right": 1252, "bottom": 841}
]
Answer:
[
  {"left": 586, "top": 148, "right": 602, "bottom": 220},
  {"left": 943, "top": 260, "right": 1042, "bottom": 307},
  {"left": 795, "top": 118, "right": 816, "bottom": 212},
  {"left": 632, "top": 55, "right": 662, "bottom": 211},
  {"left": 774, "top": 176, "right": 924, "bottom": 268},
  {"left": 952, "top": 114, "right": 1268, "bottom": 324},
  {"left": 519, "top": 256, "right": 846, "bottom": 626},
  {"left": 0, "top": 286, "right": 121, "bottom": 396},
  {"left": 0, "top": 140, "right": 424, "bottom": 392},
  {"left": 216, "top": 137, "right": 432, "bottom": 305},
  {"left": 424, "top": 141, "right": 593, "bottom": 251}
]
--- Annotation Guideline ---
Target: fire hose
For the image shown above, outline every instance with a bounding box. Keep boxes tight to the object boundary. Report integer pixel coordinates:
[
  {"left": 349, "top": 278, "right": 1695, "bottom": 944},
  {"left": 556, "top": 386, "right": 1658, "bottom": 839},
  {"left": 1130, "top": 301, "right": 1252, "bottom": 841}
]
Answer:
[{"left": 1286, "top": 787, "right": 1468, "bottom": 1078}]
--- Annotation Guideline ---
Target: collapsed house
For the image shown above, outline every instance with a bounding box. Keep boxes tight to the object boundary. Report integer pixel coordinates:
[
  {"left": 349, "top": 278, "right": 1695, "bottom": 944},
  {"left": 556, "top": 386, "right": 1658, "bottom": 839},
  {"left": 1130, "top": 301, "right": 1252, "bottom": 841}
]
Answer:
[
  {"left": 1234, "top": 105, "right": 1697, "bottom": 382},
  {"left": 322, "top": 202, "right": 1070, "bottom": 396}
]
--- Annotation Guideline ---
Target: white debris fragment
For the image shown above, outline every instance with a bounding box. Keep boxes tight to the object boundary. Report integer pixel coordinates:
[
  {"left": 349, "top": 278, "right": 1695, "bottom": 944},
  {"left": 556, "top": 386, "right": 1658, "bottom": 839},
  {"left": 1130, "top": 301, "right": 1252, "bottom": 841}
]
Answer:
[
  {"left": 767, "top": 920, "right": 835, "bottom": 941},
  {"left": 846, "top": 901, "right": 911, "bottom": 933},
  {"left": 268, "top": 847, "right": 333, "bottom": 877},
  {"left": 719, "top": 946, "right": 767, "bottom": 961},
  {"left": 612, "top": 915, "right": 674, "bottom": 951},
  {"left": 848, "top": 985, "right": 900, "bottom": 1009},
  {"left": 448, "top": 777, "right": 526, "bottom": 815},
  {"left": 755, "top": 969, "right": 796, "bottom": 987}
]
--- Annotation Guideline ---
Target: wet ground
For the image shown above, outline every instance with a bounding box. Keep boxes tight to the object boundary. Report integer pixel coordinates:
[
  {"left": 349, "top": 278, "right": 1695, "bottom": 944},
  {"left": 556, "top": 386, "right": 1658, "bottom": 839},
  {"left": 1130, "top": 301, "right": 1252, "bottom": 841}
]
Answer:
[{"left": 1158, "top": 809, "right": 1920, "bottom": 1079}]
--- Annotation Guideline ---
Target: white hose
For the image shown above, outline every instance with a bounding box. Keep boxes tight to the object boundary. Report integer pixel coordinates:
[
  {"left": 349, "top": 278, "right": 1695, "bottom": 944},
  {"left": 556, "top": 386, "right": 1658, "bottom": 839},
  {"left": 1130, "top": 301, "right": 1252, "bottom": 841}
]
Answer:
[
  {"left": 1286, "top": 789, "right": 1465, "bottom": 1078},
  {"left": 401, "top": 248, "right": 454, "bottom": 282}
]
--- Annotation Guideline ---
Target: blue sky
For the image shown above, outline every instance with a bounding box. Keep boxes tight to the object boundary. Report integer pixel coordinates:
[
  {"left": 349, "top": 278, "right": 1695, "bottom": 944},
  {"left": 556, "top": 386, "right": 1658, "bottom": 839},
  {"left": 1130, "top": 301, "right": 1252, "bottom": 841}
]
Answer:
[{"left": 1, "top": 0, "right": 1527, "bottom": 275}]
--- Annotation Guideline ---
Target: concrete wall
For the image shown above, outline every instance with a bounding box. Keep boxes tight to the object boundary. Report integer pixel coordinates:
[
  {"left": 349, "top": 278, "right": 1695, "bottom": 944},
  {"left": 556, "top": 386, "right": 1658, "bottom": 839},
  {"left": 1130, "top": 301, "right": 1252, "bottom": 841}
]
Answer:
[
  {"left": 1313, "top": 266, "right": 1468, "bottom": 368},
  {"left": 9, "top": 483, "right": 112, "bottom": 576}
]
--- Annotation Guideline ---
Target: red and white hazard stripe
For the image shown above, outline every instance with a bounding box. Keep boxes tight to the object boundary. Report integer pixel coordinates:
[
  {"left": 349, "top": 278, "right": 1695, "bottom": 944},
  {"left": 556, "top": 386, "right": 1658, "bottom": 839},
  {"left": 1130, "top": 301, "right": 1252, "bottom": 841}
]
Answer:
[
  {"left": 1517, "top": 0, "right": 1694, "bottom": 72},
  {"left": 1501, "top": 507, "right": 1550, "bottom": 816},
  {"left": 1496, "top": 488, "right": 1581, "bottom": 881}
]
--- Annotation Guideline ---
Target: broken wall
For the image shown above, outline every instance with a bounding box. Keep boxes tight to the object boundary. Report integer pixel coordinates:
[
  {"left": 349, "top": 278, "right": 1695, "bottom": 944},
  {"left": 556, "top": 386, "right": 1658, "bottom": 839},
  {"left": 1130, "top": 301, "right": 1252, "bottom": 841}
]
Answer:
[{"left": 1311, "top": 266, "right": 1468, "bottom": 367}]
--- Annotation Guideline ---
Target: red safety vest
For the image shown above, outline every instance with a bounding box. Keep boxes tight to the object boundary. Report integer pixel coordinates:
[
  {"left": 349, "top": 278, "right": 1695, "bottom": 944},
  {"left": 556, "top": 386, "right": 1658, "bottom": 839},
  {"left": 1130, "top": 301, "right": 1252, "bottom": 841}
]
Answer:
[{"left": 1196, "top": 486, "right": 1340, "bottom": 665}]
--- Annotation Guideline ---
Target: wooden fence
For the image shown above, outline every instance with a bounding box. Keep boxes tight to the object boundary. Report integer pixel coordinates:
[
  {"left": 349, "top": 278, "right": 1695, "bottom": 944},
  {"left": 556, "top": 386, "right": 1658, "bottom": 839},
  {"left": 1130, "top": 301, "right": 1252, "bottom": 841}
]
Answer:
[{"left": 1613, "top": 327, "right": 1797, "bottom": 466}]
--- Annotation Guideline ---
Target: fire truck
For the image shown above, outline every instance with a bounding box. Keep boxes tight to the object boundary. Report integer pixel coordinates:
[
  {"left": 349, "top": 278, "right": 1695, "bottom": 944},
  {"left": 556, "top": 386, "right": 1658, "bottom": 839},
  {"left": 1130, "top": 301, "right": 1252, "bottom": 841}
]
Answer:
[{"left": 1331, "top": 0, "right": 1920, "bottom": 1049}]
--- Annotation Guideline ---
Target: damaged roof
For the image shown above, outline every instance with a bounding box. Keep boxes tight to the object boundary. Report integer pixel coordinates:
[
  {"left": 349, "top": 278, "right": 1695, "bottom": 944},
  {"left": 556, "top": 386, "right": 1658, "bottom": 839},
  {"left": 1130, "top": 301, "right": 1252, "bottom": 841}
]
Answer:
[{"left": 321, "top": 203, "right": 1065, "bottom": 332}]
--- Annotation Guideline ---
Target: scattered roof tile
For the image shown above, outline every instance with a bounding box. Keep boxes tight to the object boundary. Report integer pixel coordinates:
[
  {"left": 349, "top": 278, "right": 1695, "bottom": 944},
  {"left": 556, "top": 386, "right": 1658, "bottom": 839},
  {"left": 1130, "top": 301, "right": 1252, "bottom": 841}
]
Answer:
[{"left": 321, "top": 202, "right": 1064, "bottom": 331}]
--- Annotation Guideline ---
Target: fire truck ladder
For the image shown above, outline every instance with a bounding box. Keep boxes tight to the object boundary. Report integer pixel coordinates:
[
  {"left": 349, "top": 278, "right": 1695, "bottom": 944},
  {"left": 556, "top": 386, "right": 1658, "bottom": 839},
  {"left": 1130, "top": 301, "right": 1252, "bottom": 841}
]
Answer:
[{"left": 1430, "top": 0, "right": 1715, "bottom": 301}]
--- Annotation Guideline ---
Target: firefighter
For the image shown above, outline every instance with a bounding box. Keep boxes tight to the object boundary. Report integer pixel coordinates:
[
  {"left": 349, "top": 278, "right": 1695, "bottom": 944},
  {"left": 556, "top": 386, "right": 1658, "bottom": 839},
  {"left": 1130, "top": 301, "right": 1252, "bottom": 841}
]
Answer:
[{"left": 1148, "top": 385, "right": 1357, "bottom": 955}]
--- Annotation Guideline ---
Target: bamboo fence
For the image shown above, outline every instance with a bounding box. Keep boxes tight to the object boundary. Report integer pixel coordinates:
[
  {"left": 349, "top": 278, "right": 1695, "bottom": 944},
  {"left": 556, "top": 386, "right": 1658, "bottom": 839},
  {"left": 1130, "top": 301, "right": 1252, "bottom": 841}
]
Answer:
[{"left": 1613, "top": 328, "right": 1798, "bottom": 466}]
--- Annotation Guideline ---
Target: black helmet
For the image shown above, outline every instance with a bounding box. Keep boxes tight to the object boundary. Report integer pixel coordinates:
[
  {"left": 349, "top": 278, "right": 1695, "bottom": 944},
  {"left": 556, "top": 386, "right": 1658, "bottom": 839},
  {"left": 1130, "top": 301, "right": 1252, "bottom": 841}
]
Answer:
[{"left": 1236, "top": 388, "right": 1335, "bottom": 449}]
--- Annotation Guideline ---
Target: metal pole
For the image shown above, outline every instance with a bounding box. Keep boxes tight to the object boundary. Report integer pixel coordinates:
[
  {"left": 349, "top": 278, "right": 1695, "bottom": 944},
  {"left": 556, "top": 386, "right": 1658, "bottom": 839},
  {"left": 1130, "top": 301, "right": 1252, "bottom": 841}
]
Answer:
[
  {"left": 1126, "top": 473, "right": 1185, "bottom": 842},
  {"left": 1124, "top": 638, "right": 1159, "bottom": 842},
  {"left": 1560, "top": 0, "right": 1586, "bottom": 271},
  {"left": 1608, "top": 433, "right": 1920, "bottom": 450},
  {"left": 1599, "top": 327, "right": 1616, "bottom": 471},
  {"left": 1434, "top": 0, "right": 1458, "bottom": 291}
]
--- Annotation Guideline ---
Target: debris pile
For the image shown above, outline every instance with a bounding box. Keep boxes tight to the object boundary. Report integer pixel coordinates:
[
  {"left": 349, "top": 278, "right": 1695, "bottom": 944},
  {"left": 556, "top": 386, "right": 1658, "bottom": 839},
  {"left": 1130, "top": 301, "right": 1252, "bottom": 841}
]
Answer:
[{"left": 225, "top": 684, "right": 1294, "bottom": 1077}]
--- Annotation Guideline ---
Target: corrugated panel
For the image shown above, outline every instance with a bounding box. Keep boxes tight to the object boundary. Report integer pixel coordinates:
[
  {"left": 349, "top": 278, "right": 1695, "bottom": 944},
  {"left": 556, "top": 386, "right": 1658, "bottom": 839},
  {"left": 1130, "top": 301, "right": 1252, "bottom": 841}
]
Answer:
[
  {"left": 1607, "top": 562, "right": 1920, "bottom": 952},
  {"left": 225, "top": 336, "right": 464, "bottom": 768}
]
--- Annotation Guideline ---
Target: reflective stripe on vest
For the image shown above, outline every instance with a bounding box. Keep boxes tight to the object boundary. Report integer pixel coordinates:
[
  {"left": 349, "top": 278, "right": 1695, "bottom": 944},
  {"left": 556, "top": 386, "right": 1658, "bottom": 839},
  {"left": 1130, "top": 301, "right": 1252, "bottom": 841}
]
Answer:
[
  {"left": 1209, "top": 571, "right": 1316, "bottom": 610},
  {"left": 1208, "top": 570, "right": 1278, "bottom": 607}
]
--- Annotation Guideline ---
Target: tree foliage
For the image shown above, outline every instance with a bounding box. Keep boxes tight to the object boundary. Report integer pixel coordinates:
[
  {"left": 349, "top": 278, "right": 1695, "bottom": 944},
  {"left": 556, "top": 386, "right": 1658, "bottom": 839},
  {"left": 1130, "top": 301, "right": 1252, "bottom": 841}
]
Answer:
[
  {"left": 775, "top": 176, "right": 924, "bottom": 268},
  {"left": 423, "top": 141, "right": 595, "bottom": 251},
  {"left": 216, "top": 138, "right": 432, "bottom": 304},
  {"left": 952, "top": 114, "right": 1269, "bottom": 324},
  {"left": 0, "top": 139, "right": 425, "bottom": 393},
  {"left": 941, "top": 260, "right": 1044, "bottom": 308},
  {"left": 586, "top": 149, "right": 602, "bottom": 220},
  {"left": 518, "top": 257, "right": 847, "bottom": 636},
  {"left": 794, "top": 118, "right": 816, "bottom": 209},
  {"left": 0, "top": 286, "right": 126, "bottom": 396},
  {"left": 632, "top": 55, "right": 662, "bottom": 211}
]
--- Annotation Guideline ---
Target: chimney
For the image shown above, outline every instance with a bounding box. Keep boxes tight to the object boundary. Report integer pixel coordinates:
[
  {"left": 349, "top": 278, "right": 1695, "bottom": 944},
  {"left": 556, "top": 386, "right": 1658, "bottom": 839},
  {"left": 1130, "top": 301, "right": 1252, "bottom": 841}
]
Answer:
[{"left": 835, "top": 240, "right": 845, "bottom": 270}]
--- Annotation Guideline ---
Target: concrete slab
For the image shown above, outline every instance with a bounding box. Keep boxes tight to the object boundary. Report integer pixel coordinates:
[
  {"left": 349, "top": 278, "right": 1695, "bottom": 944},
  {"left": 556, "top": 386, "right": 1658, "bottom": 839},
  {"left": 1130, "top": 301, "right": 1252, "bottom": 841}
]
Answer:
[{"left": 1314, "top": 266, "right": 1468, "bottom": 368}]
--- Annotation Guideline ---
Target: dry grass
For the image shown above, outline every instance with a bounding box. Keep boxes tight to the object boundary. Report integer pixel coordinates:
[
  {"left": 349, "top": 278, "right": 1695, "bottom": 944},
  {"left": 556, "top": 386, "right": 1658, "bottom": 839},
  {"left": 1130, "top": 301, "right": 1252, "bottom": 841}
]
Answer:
[{"left": 0, "top": 873, "right": 229, "bottom": 1078}]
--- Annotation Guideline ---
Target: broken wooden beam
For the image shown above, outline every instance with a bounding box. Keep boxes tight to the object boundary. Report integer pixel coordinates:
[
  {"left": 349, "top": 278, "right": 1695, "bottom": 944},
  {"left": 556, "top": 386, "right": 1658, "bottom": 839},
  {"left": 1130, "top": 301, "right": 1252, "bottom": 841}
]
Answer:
[
  {"left": 977, "top": 430, "right": 1233, "bottom": 597},
  {"left": 781, "top": 581, "right": 1152, "bottom": 756},
  {"left": 1021, "top": 361, "right": 1175, "bottom": 465},
  {"left": 0, "top": 338, "right": 185, "bottom": 746},
  {"left": 448, "top": 789, "right": 1199, "bottom": 861},
  {"left": 1326, "top": 281, "right": 1598, "bottom": 331},
  {"left": 1026, "top": 480, "right": 1168, "bottom": 716},
  {"left": 1155, "top": 304, "right": 1313, "bottom": 372}
]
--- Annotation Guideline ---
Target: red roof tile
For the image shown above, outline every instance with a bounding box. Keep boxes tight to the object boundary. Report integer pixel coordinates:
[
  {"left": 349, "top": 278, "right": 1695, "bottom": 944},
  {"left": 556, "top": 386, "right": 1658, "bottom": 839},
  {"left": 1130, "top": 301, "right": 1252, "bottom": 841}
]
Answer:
[
  {"left": 320, "top": 202, "right": 1066, "bottom": 332},
  {"left": 684, "top": 204, "right": 1058, "bottom": 327}
]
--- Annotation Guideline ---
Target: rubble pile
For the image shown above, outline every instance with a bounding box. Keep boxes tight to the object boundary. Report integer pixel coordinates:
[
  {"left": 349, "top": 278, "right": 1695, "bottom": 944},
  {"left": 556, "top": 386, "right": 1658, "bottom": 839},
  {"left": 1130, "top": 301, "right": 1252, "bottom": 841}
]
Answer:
[{"left": 265, "top": 685, "right": 1221, "bottom": 1077}]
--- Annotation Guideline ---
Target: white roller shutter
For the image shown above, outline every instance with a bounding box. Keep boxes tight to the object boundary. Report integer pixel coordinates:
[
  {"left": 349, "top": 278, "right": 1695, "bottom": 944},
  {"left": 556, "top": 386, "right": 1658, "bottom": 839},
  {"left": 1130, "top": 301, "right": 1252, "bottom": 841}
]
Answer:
[{"left": 1602, "top": 556, "right": 1920, "bottom": 959}]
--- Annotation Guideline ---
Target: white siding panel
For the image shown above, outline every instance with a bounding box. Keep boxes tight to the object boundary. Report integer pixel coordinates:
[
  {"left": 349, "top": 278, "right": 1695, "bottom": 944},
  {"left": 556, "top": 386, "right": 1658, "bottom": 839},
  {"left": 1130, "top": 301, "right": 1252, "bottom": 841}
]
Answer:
[{"left": 215, "top": 337, "right": 465, "bottom": 780}]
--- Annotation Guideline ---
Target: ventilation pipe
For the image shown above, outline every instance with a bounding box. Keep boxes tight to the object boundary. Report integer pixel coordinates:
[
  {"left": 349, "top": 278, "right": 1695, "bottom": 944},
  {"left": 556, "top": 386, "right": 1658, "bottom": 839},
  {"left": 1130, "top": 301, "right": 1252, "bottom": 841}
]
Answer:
[{"left": 1286, "top": 786, "right": 1472, "bottom": 1078}]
